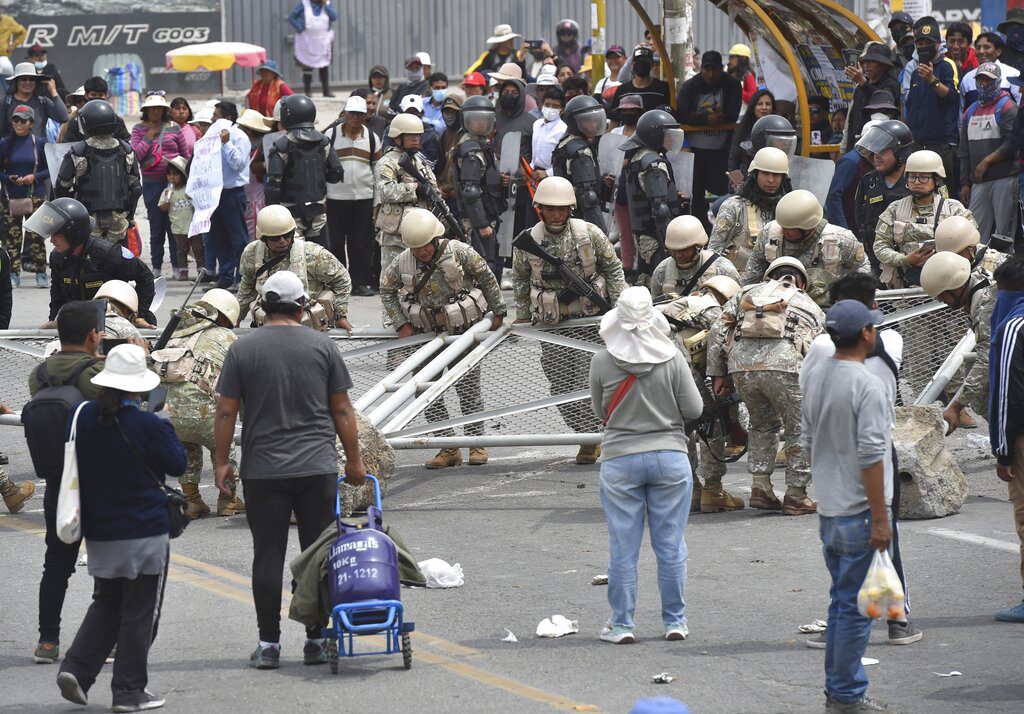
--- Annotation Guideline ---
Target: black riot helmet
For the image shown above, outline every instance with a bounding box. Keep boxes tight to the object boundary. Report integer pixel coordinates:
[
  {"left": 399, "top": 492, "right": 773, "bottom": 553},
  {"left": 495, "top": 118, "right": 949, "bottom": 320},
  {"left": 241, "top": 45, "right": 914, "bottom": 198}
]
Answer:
[
  {"left": 855, "top": 119, "right": 916, "bottom": 164},
  {"left": 24, "top": 197, "right": 92, "bottom": 252},
  {"left": 461, "top": 95, "right": 496, "bottom": 136},
  {"left": 563, "top": 95, "right": 608, "bottom": 138},
  {"left": 279, "top": 94, "right": 317, "bottom": 130},
  {"left": 631, "top": 109, "right": 683, "bottom": 153},
  {"left": 744, "top": 114, "right": 797, "bottom": 156},
  {"left": 78, "top": 99, "right": 118, "bottom": 137}
]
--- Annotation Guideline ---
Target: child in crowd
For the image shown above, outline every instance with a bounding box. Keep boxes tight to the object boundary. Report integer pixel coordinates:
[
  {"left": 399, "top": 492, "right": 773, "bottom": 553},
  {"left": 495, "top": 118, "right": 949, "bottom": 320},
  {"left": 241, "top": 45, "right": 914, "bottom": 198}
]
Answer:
[{"left": 159, "top": 157, "right": 201, "bottom": 280}]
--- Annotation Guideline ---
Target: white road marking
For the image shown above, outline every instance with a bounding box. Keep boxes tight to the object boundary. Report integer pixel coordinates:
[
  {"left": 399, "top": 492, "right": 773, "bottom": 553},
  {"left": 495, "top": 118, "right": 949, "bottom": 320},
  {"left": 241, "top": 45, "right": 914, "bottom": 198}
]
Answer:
[{"left": 927, "top": 527, "right": 1020, "bottom": 553}]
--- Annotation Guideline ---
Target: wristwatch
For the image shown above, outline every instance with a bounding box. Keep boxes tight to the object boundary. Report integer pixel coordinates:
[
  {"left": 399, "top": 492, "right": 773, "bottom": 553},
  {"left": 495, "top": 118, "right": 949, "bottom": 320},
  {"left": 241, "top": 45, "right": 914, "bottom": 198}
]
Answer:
[{"left": 930, "top": 78, "right": 941, "bottom": 87}]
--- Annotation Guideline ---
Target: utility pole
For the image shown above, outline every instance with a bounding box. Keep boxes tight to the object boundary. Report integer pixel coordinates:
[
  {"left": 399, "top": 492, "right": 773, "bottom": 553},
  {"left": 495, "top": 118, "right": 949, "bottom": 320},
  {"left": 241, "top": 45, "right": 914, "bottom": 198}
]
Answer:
[
  {"left": 590, "top": 0, "right": 606, "bottom": 93},
  {"left": 662, "top": 0, "right": 695, "bottom": 96}
]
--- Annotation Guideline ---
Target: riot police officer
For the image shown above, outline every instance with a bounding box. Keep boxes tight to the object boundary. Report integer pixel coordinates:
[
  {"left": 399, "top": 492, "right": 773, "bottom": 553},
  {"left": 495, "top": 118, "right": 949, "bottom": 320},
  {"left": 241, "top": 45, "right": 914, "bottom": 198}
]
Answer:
[
  {"left": 736, "top": 114, "right": 798, "bottom": 175},
  {"left": 265, "top": 94, "right": 344, "bottom": 246},
  {"left": 29, "top": 197, "right": 156, "bottom": 327},
  {"left": 551, "top": 95, "right": 609, "bottom": 232},
  {"left": 853, "top": 119, "right": 916, "bottom": 271},
  {"left": 651, "top": 215, "right": 739, "bottom": 300},
  {"left": 55, "top": 99, "right": 142, "bottom": 244},
  {"left": 621, "top": 109, "right": 683, "bottom": 286},
  {"left": 453, "top": 96, "right": 507, "bottom": 276}
]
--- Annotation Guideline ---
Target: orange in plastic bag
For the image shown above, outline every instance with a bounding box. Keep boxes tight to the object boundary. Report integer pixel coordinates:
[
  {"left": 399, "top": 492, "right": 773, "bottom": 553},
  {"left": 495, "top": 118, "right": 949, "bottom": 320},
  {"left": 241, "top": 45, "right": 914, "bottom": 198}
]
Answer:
[{"left": 857, "top": 550, "right": 905, "bottom": 620}]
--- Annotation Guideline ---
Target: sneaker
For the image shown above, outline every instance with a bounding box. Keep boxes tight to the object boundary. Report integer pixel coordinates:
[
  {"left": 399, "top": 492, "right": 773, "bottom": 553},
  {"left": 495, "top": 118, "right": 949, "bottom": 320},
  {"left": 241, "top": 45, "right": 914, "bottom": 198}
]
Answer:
[
  {"left": 828, "top": 697, "right": 889, "bottom": 712},
  {"left": 994, "top": 600, "right": 1024, "bottom": 622},
  {"left": 887, "top": 620, "right": 922, "bottom": 645},
  {"left": 34, "top": 641, "right": 59, "bottom": 663},
  {"left": 248, "top": 643, "right": 280, "bottom": 669},
  {"left": 599, "top": 625, "right": 635, "bottom": 644},
  {"left": 805, "top": 631, "right": 827, "bottom": 649},
  {"left": 35, "top": 272, "right": 49, "bottom": 288},
  {"left": 111, "top": 689, "right": 165, "bottom": 712},
  {"left": 105, "top": 645, "right": 116, "bottom": 664},
  {"left": 10, "top": 273, "right": 19, "bottom": 288},
  {"left": 665, "top": 624, "right": 688, "bottom": 641},
  {"left": 57, "top": 671, "right": 88, "bottom": 705},
  {"left": 303, "top": 638, "right": 329, "bottom": 665}
]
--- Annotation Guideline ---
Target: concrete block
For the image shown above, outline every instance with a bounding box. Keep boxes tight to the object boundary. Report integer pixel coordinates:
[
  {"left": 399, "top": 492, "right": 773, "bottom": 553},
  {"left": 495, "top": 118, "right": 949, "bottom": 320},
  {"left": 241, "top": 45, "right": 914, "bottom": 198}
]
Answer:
[{"left": 894, "top": 405, "right": 968, "bottom": 519}]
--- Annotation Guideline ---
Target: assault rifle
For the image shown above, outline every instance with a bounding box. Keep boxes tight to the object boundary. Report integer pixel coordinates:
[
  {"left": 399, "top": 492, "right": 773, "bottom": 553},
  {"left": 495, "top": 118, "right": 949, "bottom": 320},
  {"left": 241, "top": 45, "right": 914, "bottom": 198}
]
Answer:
[
  {"left": 512, "top": 230, "right": 613, "bottom": 314},
  {"left": 398, "top": 153, "right": 485, "bottom": 255},
  {"left": 153, "top": 269, "right": 206, "bottom": 351},
  {"left": 684, "top": 393, "right": 746, "bottom": 463}
]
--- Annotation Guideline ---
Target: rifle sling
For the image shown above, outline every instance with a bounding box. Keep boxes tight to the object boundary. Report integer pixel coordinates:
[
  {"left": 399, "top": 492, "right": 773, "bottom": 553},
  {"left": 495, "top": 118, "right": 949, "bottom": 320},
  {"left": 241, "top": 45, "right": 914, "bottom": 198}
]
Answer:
[
  {"left": 413, "top": 240, "right": 449, "bottom": 296},
  {"left": 679, "top": 252, "right": 721, "bottom": 297},
  {"left": 255, "top": 252, "right": 290, "bottom": 280}
]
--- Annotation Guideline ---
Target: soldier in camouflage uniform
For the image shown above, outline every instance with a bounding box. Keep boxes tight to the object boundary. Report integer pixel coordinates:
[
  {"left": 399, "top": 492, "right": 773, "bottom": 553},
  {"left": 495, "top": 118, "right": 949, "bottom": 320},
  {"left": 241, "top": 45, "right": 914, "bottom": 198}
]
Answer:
[
  {"left": 512, "top": 176, "right": 626, "bottom": 464},
  {"left": 873, "top": 150, "right": 975, "bottom": 289},
  {"left": 236, "top": 205, "right": 352, "bottom": 330},
  {"left": 93, "top": 280, "right": 142, "bottom": 341},
  {"left": 656, "top": 274, "right": 744, "bottom": 513},
  {"left": 373, "top": 114, "right": 439, "bottom": 281},
  {"left": 709, "top": 147, "right": 791, "bottom": 273},
  {"left": 380, "top": 208, "right": 506, "bottom": 469},
  {"left": 743, "top": 189, "right": 870, "bottom": 308},
  {"left": 708, "top": 256, "right": 826, "bottom": 515},
  {"left": 150, "top": 288, "right": 243, "bottom": 518},
  {"left": 920, "top": 252, "right": 996, "bottom": 434},
  {"left": 934, "top": 215, "right": 1008, "bottom": 277},
  {"left": 651, "top": 215, "right": 739, "bottom": 301}
]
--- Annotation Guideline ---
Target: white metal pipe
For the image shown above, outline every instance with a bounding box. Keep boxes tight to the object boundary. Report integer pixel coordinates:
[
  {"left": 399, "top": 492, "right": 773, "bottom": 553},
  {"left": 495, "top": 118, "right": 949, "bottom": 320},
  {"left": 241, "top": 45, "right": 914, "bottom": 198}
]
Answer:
[
  {"left": 387, "top": 433, "right": 602, "bottom": 449},
  {"left": 353, "top": 334, "right": 446, "bottom": 412},
  {"left": 914, "top": 330, "right": 976, "bottom": 406}
]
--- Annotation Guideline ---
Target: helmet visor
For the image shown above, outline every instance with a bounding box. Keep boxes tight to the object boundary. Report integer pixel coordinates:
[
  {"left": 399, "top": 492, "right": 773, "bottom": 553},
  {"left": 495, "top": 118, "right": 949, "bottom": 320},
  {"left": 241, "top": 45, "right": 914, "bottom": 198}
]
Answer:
[
  {"left": 575, "top": 106, "right": 607, "bottom": 137},
  {"left": 463, "top": 110, "right": 495, "bottom": 136},
  {"left": 855, "top": 126, "right": 896, "bottom": 158},
  {"left": 663, "top": 127, "right": 685, "bottom": 152},
  {"left": 24, "top": 202, "right": 72, "bottom": 240},
  {"left": 766, "top": 133, "right": 797, "bottom": 156}
]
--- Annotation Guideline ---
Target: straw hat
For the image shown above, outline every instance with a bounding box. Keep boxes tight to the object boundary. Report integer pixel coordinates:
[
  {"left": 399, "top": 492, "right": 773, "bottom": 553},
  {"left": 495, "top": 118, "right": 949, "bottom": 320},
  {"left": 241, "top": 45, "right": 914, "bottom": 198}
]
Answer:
[
  {"left": 237, "top": 108, "right": 270, "bottom": 133},
  {"left": 599, "top": 287, "right": 677, "bottom": 364},
  {"left": 189, "top": 107, "right": 214, "bottom": 125},
  {"left": 489, "top": 62, "right": 525, "bottom": 87},
  {"left": 91, "top": 344, "right": 160, "bottom": 393}
]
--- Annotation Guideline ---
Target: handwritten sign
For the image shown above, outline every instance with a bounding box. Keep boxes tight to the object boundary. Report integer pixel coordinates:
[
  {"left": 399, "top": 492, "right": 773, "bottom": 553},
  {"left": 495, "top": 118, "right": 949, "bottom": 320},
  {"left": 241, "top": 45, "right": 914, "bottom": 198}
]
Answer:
[
  {"left": 185, "top": 118, "right": 231, "bottom": 237},
  {"left": 43, "top": 143, "right": 75, "bottom": 186}
]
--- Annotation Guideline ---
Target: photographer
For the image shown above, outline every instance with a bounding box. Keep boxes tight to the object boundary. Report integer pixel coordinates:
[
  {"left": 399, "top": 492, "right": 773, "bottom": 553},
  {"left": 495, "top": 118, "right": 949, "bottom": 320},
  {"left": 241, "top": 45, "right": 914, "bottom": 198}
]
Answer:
[{"left": 55, "top": 344, "right": 186, "bottom": 712}]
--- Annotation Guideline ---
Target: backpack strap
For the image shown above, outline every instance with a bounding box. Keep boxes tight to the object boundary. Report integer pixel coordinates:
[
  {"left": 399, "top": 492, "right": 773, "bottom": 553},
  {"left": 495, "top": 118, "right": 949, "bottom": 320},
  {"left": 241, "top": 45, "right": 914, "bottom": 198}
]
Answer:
[
  {"left": 868, "top": 335, "right": 899, "bottom": 381},
  {"left": 35, "top": 362, "right": 52, "bottom": 389},
  {"left": 601, "top": 374, "right": 637, "bottom": 427},
  {"left": 37, "top": 358, "right": 97, "bottom": 390}
]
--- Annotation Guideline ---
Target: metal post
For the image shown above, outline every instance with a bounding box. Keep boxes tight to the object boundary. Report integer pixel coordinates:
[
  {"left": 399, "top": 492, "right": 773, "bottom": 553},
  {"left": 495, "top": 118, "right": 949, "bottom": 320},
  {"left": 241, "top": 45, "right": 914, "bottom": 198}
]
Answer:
[
  {"left": 353, "top": 334, "right": 447, "bottom": 413},
  {"left": 590, "top": 0, "right": 606, "bottom": 93},
  {"left": 913, "top": 329, "right": 976, "bottom": 406}
]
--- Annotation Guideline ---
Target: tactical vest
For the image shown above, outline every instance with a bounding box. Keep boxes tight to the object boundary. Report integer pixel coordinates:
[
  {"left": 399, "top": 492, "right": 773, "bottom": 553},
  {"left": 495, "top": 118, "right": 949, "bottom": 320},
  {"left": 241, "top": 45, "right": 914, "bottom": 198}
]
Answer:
[
  {"left": 879, "top": 195, "right": 956, "bottom": 287},
  {"left": 659, "top": 293, "right": 720, "bottom": 368},
  {"left": 975, "top": 246, "right": 1006, "bottom": 275},
  {"left": 661, "top": 250, "right": 715, "bottom": 297},
  {"left": 374, "top": 152, "right": 421, "bottom": 234},
  {"left": 527, "top": 219, "right": 606, "bottom": 324},
  {"left": 764, "top": 224, "right": 843, "bottom": 288},
  {"left": 397, "top": 242, "right": 488, "bottom": 334},
  {"left": 550, "top": 136, "right": 590, "bottom": 181},
  {"left": 625, "top": 148, "right": 676, "bottom": 236},
  {"left": 75, "top": 142, "right": 130, "bottom": 213},
  {"left": 249, "top": 241, "right": 335, "bottom": 330},
  {"left": 150, "top": 330, "right": 218, "bottom": 399},
  {"left": 277, "top": 135, "right": 329, "bottom": 205},
  {"left": 454, "top": 137, "right": 506, "bottom": 218},
  {"left": 858, "top": 171, "right": 910, "bottom": 243},
  {"left": 729, "top": 280, "right": 816, "bottom": 356},
  {"left": 744, "top": 204, "right": 763, "bottom": 248}
]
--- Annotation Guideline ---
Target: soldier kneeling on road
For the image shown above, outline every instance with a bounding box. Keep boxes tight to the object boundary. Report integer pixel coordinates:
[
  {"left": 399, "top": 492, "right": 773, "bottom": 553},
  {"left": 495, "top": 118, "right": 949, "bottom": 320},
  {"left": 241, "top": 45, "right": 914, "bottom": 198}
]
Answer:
[
  {"left": 380, "top": 207, "right": 507, "bottom": 470},
  {"left": 651, "top": 214, "right": 739, "bottom": 301},
  {"left": 93, "top": 280, "right": 142, "bottom": 341},
  {"left": 708, "top": 256, "right": 826, "bottom": 515}
]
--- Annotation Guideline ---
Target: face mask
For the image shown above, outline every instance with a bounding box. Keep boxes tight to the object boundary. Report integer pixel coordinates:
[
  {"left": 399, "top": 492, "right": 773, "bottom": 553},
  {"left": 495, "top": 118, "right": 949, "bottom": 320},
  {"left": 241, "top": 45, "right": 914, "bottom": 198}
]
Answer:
[
  {"left": 620, "top": 112, "right": 639, "bottom": 127},
  {"left": 443, "top": 112, "right": 459, "bottom": 128},
  {"left": 407, "top": 68, "right": 424, "bottom": 83},
  {"left": 33, "top": 60, "right": 46, "bottom": 70},
  {"left": 900, "top": 42, "right": 915, "bottom": 60},
  {"left": 633, "top": 60, "right": 652, "bottom": 78},
  {"left": 869, "top": 112, "right": 889, "bottom": 121},
  {"left": 500, "top": 93, "right": 519, "bottom": 110},
  {"left": 432, "top": 89, "right": 446, "bottom": 103},
  {"left": 978, "top": 84, "right": 1001, "bottom": 105},
  {"left": 1007, "top": 26, "right": 1024, "bottom": 51},
  {"left": 541, "top": 107, "right": 560, "bottom": 122}
]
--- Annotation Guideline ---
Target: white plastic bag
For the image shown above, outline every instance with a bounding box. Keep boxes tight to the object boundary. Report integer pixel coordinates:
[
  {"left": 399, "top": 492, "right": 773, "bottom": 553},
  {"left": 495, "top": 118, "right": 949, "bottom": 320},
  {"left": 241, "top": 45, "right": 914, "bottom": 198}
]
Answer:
[
  {"left": 56, "top": 403, "right": 87, "bottom": 544},
  {"left": 857, "top": 549, "right": 905, "bottom": 620},
  {"left": 418, "top": 558, "right": 464, "bottom": 588}
]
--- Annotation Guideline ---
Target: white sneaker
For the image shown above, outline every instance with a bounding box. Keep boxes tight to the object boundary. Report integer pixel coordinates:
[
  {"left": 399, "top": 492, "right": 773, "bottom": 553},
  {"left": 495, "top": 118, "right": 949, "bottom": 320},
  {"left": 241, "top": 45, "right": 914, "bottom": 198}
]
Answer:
[
  {"left": 599, "top": 625, "right": 635, "bottom": 644},
  {"left": 500, "top": 276, "right": 513, "bottom": 290},
  {"left": 665, "top": 624, "right": 688, "bottom": 641}
]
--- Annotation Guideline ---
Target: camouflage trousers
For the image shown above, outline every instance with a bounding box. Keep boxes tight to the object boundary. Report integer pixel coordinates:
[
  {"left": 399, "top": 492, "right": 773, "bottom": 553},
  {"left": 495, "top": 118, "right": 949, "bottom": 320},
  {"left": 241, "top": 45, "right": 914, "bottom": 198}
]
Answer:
[
  {"left": 423, "top": 344, "right": 484, "bottom": 437},
  {"left": 634, "top": 233, "right": 661, "bottom": 287},
  {"left": 687, "top": 371, "right": 727, "bottom": 487},
  {"left": 379, "top": 235, "right": 404, "bottom": 329},
  {"left": 3, "top": 195, "right": 46, "bottom": 273},
  {"left": 541, "top": 341, "right": 598, "bottom": 434},
  {"left": 731, "top": 370, "right": 810, "bottom": 488},
  {"left": 91, "top": 211, "right": 129, "bottom": 244},
  {"left": 170, "top": 412, "right": 238, "bottom": 486},
  {"left": 294, "top": 209, "right": 327, "bottom": 247}
]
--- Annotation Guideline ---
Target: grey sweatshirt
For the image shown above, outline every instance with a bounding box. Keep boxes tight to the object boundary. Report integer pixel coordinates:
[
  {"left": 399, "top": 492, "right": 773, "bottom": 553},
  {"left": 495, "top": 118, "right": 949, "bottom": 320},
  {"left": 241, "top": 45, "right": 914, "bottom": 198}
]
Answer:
[{"left": 589, "top": 350, "right": 704, "bottom": 462}]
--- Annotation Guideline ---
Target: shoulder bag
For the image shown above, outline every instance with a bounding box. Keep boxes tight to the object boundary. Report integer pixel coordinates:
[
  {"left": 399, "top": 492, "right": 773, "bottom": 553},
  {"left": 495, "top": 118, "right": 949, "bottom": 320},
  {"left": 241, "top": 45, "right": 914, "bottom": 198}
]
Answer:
[{"left": 115, "top": 416, "right": 191, "bottom": 538}]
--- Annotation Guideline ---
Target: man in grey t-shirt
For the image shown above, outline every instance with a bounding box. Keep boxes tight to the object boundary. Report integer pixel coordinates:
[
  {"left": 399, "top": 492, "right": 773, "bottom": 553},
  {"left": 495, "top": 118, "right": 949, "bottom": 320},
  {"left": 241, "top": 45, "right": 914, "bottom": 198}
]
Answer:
[
  {"left": 214, "top": 270, "right": 366, "bottom": 671},
  {"left": 801, "top": 299, "right": 893, "bottom": 712}
]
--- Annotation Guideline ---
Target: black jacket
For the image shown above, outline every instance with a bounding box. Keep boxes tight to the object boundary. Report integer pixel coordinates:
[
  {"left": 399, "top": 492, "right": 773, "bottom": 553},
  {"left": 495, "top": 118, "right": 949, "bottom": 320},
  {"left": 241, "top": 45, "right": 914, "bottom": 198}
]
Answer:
[
  {"left": 842, "top": 74, "right": 902, "bottom": 153},
  {"left": 48, "top": 238, "right": 156, "bottom": 324},
  {"left": 676, "top": 74, "right": 743, "bottom": 145},
  {"left": 0, "top": 246, "right": 11, "bottom": 329}
]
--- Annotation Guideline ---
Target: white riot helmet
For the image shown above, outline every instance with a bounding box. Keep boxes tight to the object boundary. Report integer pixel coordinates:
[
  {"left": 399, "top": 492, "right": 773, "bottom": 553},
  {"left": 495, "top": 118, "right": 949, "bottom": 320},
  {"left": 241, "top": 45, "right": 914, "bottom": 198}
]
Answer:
[
  {"left": 920, "top": 252, "right": 971, "bottom": 298},
  {"left": 200, "top": 288, "right": 240, "bottom": 326},
  {"left": 94, "top": 279, "right": 139, "bottom": 315},
  {"left": 400, "top": 208, "right": 445, "bottom": 248},
  {"left": 256, "top": 205, "right": 297, "bottom": 239},
  {"left": 665, "top": 215, "right": 709, "bottom": 250}
]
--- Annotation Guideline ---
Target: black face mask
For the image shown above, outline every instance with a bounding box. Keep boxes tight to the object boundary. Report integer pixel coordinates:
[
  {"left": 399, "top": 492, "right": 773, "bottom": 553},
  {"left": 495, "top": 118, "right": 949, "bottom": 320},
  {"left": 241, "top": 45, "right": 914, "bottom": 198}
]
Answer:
[
  {"left": 619, "top": 112, "right": 640, "bottom": 127},
  {"left": 633, "top": 60, "right": 652, "bottom": 78},
  {"left": 499, "top": 93, "right": 519, "bottom": 110}
]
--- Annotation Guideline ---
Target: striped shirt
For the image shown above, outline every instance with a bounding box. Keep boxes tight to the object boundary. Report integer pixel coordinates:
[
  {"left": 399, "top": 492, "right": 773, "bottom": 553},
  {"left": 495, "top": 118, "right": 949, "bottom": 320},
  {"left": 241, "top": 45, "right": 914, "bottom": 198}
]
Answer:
[{"left": 328, "top": 125, "right": 379, "bottom": 201}]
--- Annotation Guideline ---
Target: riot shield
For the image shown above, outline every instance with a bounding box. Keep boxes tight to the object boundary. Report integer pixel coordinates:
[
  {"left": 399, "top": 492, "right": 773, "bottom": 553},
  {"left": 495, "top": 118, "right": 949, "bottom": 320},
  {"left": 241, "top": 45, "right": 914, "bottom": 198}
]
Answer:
[
  {"left": 667, "top": 150, "right": 695, "bottom": 198},
  {"left": 44, "top": 143, "right": 75, "bottom": 185},
  {"left": 789, "top": 155, "right": 836, "bottom": 206},
  {"left": 598, "top": 133, "right": 628, "bottom": 179},
  {"left": 262, "top": 131, "right": 285, "bottom": 160},
  {"left": 150, "top": 276, "right": 167, "bottom": 312},
  {"left": 496, "top": 131, "right": 521, "bottom": 259}
]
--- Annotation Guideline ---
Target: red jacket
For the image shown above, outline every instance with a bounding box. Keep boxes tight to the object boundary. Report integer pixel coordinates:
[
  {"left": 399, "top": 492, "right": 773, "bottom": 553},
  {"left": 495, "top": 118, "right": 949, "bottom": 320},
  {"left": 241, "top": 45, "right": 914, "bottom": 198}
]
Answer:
[{"left": 248, "top": 78, "right": 294, "bottom": 118}]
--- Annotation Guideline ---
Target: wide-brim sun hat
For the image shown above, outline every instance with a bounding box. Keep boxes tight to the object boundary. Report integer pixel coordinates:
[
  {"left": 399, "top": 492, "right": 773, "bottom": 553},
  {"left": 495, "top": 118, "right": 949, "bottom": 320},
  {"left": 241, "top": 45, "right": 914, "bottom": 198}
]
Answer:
[
  {"left": 168, "top": 156, "right": 189, "bottom": 178},
  {"left": 599, "top": 286, "right": 678, "bottom": 365},
  {"left": 140, "top": 93, "right": 171, "bottom": 114},
  {"left": 11, "top": 62, "right": 38, "bottom": 80},
  {"left": 487, "top": 24, "right": 521, "bottom": 45},
  {"left": 237, "top": 108, "right": 270, "bottom": 133},
  {"left": 189, "top": 107, "right": 214, "bottom": 125},
  {"left": 91, "top": 344, "right": 160, "bottom": 393}
]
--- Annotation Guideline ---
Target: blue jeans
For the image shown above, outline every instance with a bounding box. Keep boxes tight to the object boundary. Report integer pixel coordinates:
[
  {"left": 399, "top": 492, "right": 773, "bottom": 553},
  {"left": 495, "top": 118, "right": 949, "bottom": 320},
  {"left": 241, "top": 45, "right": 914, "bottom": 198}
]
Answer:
[
  {"left": 599, "top": 450, "right": 692, "bottom": 629},
  {"left": 142, "top": 181, "right": 177, "bottom": 270},
  {"left": 201, "top": 233, "right": 216, "bottom": 273},
  {"left": 208, "top": 187, "right": 248, "bottom": 287},
  {"left": 820, "top": 510, "right": 876, "bottom": 704}
]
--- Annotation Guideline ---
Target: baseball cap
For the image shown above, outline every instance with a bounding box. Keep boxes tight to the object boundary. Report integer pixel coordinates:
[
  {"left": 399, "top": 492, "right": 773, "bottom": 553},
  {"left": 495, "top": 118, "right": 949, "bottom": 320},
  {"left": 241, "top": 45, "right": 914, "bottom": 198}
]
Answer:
[
  {"left": 701, "top": 50, "right": 724, "bottom": 68},
  {"left": 416, "top": 52, "right": 432, "bottom": 66},
  {"left": 977, "top": 62, "right": 1001, "bottom": 80},
  {"left": 914, "top": 17, "right": 940, "bottom": 42},
  {"left": 260, "top": 271, "right": 307, "bottom": 305},
  {"left": 888, "top": 11, "right": 913, "bottom": 28},
  {"left": 618, "top": 94, "right": 643, "bottom": 110},
  {"left": 344, "top": 95, "right": 368, "bottom": 113},
  {"left": 462, "top": 71, "right": 486, "bottom": 87},
  {"left": 825, "top": 300, "right": 883, "bottom": 340},
  {"left": 400, "top": 94, "right": 424, "bottom": 112},
  {"left": 12, "top": 104, "right": 34, "bottom": 120},
  {"left": 606, "top": 44, "right": 625, "bottom": 57},
  {"left": 404, "top": 55, "right": 422, "bottom": 68}
]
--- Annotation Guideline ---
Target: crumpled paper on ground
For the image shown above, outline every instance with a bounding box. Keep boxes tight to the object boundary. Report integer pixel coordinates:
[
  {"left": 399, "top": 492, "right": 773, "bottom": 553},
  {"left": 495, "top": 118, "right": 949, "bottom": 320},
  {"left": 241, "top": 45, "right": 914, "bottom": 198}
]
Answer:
[
  {"left": 501, "top": 629, "right": 518, "bottom": 643},
  {"left": 536, "top": 615, "right": 579, "bottom": 637},
  {"left": 591, "top": 574, "right": 609, "bottom": 585},
  {"left": 862, "top": 657, "right": 879, "bottom": 666},
  {"left": 932, "top": 671, "right": 962, "bottom": 677},
  {"left": 652, "top": 673, "right": 674, "bottom": 683},
  {"left": 417, "top": 558, "right": 464, "bottom": 588}
]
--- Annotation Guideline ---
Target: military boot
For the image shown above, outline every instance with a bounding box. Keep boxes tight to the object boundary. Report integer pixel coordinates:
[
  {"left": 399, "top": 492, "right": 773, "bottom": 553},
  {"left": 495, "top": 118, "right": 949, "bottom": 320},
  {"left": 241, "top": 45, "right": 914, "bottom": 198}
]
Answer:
[
  {"left": 749, "top": 484, "right": 782, "bottom": 511},
  {"left": 468, "top": 448, "right": 489, "bottom": 465},
  {"left": 958, "top": 408, "right": 978, "bottom": 429},
  {"left": 1, "top": 471, "right": 35, "bottom": 513},
  {"left": 181, "top": 483, "right": 210, "bottom": 520},
  {"left": 782, "top": 488, "right": 818, "bottom": 516},
  {"left": 425, "top": 449, "right": 462, "bottom": 469},
  {"left": 701, "top": 485, "right": 746, "bottom": 513},
  {"left": 217, "top": 486, "right": 246, "bottom": 516},
  {"left": 576, "top": 445, "right": 601, "bottom": 465},
  {"left": 690, "top": 482, "right": 703, "bottom": 513}
]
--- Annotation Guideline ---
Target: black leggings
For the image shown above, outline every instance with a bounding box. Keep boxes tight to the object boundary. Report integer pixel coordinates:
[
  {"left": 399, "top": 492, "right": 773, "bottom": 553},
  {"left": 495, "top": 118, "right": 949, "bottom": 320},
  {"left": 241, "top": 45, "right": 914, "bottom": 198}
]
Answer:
[
  {"left": 39, "top": 481, "right": 82, "bottom": 644},
  {"left": 242, "top": 474, "right": 335, "bottom": 642}
]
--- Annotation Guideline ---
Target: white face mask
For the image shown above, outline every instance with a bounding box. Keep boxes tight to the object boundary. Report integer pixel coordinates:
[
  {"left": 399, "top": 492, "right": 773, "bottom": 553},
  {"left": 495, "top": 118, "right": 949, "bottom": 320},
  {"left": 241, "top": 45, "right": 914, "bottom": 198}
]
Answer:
[
  {"left": 869, "top": 112, "right": 889, "bottom": 121},
  {"left": 541, "top": 106, "right": 561, "bottom": 122}
]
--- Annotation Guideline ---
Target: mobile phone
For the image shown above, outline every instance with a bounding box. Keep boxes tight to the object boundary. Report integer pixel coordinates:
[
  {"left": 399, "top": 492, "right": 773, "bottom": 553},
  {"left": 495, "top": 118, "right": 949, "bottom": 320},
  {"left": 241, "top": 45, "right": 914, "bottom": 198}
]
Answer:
[
  {"left": 92, "top": 298, "right": 107, "bottom": 335},
  {"left": 527, "top": 40, "right": 543, "bottom": 50},
  {"left": 101, "top": 338, "right": 128, "bottom": 355},
  {"left": 147, "top": 386, "right": 168, "bottom": 413},
  {"left": 921, "top": 239, "right": 935, "bottom": 250}
]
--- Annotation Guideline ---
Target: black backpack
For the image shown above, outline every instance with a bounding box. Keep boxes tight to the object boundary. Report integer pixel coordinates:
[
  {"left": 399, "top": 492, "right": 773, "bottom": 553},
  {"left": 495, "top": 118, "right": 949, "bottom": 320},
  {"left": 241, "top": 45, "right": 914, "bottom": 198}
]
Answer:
[{"left": 22, "top": 359, "right": 97, "bottom": 480}]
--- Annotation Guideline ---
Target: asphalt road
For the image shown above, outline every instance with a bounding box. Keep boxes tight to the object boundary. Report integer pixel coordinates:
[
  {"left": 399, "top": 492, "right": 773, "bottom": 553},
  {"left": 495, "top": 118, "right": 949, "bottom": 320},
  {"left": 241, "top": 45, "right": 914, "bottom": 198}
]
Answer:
[{"left": 3, "top": 275, "right": 1023, "bottom": 714}]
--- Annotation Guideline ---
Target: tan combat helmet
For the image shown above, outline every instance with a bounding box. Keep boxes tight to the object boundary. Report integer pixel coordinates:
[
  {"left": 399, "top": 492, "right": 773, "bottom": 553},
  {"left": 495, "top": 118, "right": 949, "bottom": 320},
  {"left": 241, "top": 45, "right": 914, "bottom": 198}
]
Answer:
[
  {"left": 665, "top": 215, "right": 709, "bottom": 250},
  {"left": 94, "top": 279, "right": 139, "bottom": 316},
  {"left": 388, "top": 113, "right": 425, "bottom": 139},
  {"left": 400, "top": 207, "right": 445, "bottom": 248},
  {"left": 905, "top": 149, "right": 945, "bottom": 178},
  {"left": 920, "top": 252, "right": 971, "bottom": 297},
  {"left": 748, "top": 146, "right": 790, "bottom": 175},
  {"left": 934, "top": 215, "right": 981, "bottom": 254},
  {"left": 765, "top": 255, "right": 808, "bottom": 284},
  {"left": 702, "top": 275, "right": 741, "bottom": 304},
  {"left": 256, "top": 204, "right": 297, "bottom": 239},
  {"left": 775, "top": 190, "right": 823, "bottom": 231},
  {"left": 200, "top": 288, "right": 240, "bottom": 326},
  {"left": 533, "top": 176, "right": 577, "bottom": 208}
]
